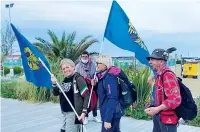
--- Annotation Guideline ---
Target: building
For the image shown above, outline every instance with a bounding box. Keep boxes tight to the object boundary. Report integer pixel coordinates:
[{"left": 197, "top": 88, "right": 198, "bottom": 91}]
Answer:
[
  {"left": 3, "top": 55, "right": 22, "bottom": 68},
  {"left": 112, "top": 56, "right": 139, "bottom": 69}
]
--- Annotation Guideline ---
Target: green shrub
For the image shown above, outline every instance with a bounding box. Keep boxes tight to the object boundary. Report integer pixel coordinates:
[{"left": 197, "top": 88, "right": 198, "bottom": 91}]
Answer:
[
  {"left": 176, "top": 60, "right": 181, "bottom": 64},
  {"left": 125, "top": 68, "right": 151, "bottom": 104},
  {"left": 188, "top": 97, "right": 200, "bottom": 127},
  {"left": 125, "top": 103, "right": 152, "bottom": 120},
  {"left": 189, "top": 113, "right": 200, "bottom": 127},
  {"left": 1, "top": 81, "right": 58, "bottom": 103},
  {"left": 0, "top": 57, "right": 61, "bottom": 103},
  {"left": 4, "top": 66, "right": 10, "bottom": 75},
  {"left": 14, "top": 66, "right": 23, "bottom": 75},
  {"left": 1, "top": 82, "right": 18, "bottom": 99},
  {"left": 124, "top": 68, "right": 152, "bottom": 120}
]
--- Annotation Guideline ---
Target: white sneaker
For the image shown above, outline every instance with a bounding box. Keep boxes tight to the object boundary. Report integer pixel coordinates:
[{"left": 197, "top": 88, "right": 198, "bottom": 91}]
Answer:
[
  {"left": 93, "top": 117, "right": 102, "bottom": 123},
  {"left": 83, "top": 117, "right": 88, "bottom": 125}
]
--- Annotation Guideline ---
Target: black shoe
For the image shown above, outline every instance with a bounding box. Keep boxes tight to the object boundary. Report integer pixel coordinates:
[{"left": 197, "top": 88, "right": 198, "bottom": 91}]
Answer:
[{"left": 61, "top": 129, "right": 65, "bottom": 132}]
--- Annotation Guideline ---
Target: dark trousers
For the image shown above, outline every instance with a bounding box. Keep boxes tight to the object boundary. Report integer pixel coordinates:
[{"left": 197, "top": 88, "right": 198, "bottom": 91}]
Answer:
[
  {"left": 86, "top": 103, "right": 97, "bottom": 117},
  {"left": 101, "top": 118, "right": 121, "bottom": 132},
  {"left": 153, "top": 114, "right": 177, "bottom": 132}
]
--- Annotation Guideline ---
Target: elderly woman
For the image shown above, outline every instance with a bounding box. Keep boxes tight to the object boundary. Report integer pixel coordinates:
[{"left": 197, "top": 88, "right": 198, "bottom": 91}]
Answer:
[
  {"left": 51, "top": 58, "right": 90, "bottom": 132},
  {"left": 96, "top": 55, "right": 124, "bottom": 132}
]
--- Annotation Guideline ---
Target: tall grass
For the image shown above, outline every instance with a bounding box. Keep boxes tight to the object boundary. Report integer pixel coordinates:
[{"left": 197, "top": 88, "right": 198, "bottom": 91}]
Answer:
[
  {"left": 125, "top": 67, "right": 151, "bottom": 104},
  {"left": 0, "top": 59, "right": 65, "bottom": 103},
  {"left": 124, "top": 67, "right": 152, "bottom": 120},
  {"left": 1, "top": 82, "right": 18, "bottom": 99},
  {"left": 0, "top": 58, "right": 63, "bottom": 103},
  {"left": 1, "top": 81, "right": 59, "bottom": 103}
]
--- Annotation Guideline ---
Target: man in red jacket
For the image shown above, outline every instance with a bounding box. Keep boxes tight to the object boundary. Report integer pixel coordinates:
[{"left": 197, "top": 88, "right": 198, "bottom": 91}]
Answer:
[{"left": 145, "top": 48, "right": 181, "bottom": 132}]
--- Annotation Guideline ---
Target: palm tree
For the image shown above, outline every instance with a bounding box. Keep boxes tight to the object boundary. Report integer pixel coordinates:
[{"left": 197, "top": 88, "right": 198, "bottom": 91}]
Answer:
[{"left": 34, "top": 30, "right": 98, "bottom": 62}]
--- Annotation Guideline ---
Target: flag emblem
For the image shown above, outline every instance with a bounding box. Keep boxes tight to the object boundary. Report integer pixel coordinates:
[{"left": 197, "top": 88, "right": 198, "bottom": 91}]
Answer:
[{"left": 24, "top": 47, "right": 43, "bottom": 70}]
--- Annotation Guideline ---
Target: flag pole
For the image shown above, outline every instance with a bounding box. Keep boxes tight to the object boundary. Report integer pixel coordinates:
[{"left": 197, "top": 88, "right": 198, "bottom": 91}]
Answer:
[
  {"left": 87, "top": 73, "right": 97, "bottom": 108},
  {"left": 99, "top": 0, "right": 113, "bottom": 55},
  {"left": 87, "top": 38, "right": 104, "bottom": 108},
  {"left": 38, "top": 58, "right": 88, "bottom": 132},
  {"left": 87, "top": 0, "right": 113, "bottom": 112},
  {"left": 99, "top": 39, "right": 104, "bottom": 54}
]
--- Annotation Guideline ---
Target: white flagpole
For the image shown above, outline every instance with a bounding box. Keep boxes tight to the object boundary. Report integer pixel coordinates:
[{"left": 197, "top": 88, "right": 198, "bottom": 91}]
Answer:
[
  {"left": 87, "top": 73, "right": 96, "bottom": 108},
  {"left": 99, "top": 40, "right": 104, "bottom": 54},
  {"left": 87, "top": 0, "right": 111, "bottom": 111},
  {"left": 38, "top": 58, "right": 88, "bottom": 132},
  {"left": 87, "top": 38, "right": 104, "bottom": 109}
]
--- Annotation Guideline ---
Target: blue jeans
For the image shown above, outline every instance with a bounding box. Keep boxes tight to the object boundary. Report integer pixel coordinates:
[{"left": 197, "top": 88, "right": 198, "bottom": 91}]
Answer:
[
  {"left": 101, "top": 118, "right": 121, "bottom": 132},
  {"left": 153, "top": 114, "right": 177, "bottom": 132}
]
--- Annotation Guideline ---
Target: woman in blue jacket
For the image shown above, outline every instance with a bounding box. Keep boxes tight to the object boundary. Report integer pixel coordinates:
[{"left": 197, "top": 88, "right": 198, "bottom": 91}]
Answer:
[{"left": 96, "top": 55, "right": 124, "bottom": 132}]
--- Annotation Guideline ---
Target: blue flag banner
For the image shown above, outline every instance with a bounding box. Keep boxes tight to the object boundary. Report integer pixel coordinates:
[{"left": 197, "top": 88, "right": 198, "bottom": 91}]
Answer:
[
  {"left": 11, "top": 24, "right": 52, "bottom": 88},
  {"left": 104, "top": 1, "right": 150, "bottom": 66}
]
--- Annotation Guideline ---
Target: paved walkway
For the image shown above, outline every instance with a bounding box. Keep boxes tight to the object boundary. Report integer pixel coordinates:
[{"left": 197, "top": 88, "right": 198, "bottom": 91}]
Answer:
[{"left": 1, "top": 98, "right": 200, "bottom": 132}]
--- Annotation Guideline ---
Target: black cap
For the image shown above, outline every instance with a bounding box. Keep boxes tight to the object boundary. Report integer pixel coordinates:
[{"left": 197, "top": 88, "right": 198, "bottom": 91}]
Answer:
[{"left": 146, "top": 49, "right": 169, "bottom": 61}]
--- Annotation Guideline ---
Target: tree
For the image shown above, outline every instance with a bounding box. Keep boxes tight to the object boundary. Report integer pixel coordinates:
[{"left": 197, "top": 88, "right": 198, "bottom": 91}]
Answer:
[
  {"left": 0, "top": 53, "right": 6, "bottom": 63},
  {"left": 34, "top": 30, "right": 98, "bottom": 62},
  {"left": 89, "top": 52, "right": 99, "bottom": 56},
  {"left": 1, "top": 21, "right": 16, "bottom": 57}
]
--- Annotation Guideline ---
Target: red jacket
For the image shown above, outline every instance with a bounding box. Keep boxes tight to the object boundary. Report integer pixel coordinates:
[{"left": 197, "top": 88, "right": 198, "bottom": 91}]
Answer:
[{"left": 154, "top": 66, "right": 181, "bottom": 124}]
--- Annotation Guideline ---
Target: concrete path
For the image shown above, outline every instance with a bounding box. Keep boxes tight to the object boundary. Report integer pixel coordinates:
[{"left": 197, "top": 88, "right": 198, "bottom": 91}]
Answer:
[{"left": 1, "top": 98, "right": 200, "bottom": 132}]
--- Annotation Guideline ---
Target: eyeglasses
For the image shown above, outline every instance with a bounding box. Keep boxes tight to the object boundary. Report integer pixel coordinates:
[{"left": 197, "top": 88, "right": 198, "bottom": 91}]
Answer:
[
  {"left": 81, "top": 56, "right": 88, "bottom": 58},
  {"left": 96, "top": 62, "right": 102, "bottom": 65}
]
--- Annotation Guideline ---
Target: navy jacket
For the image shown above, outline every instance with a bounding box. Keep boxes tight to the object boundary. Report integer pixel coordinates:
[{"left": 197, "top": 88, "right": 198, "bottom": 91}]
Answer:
[{"left": 97, "top": 66, "right": 124, "bottom": 123}]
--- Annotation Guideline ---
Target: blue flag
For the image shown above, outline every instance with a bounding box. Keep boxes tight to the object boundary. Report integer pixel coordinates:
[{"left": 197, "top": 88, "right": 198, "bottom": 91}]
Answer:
[
  {"left": 11, "top": 24, "right": 52, "bottom": 88},
  {"left": 104, "top": 1, "right": 150, "bottom": 66}
]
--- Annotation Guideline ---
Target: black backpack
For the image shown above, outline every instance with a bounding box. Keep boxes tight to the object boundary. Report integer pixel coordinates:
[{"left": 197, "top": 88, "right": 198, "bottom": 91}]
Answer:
[
  {"left": 161, "top": 70, "right": 197, "bottom": 121},
  {"left": 117, "top": 76, "right": 137, "bottom": 108},
  {"left": 103, "top": 69, "right": 137, "bottom": 108}
]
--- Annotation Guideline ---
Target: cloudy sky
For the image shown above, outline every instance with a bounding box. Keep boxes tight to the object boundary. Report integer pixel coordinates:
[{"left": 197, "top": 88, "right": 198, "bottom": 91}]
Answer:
[{"left": 1, "top": 0, "right": 200, "bottom": 57}]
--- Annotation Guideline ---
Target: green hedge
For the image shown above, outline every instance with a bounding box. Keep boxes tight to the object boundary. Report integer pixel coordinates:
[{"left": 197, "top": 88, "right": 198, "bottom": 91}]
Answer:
[
  {"left": 1, "top": 81, "right": 59, "bottom": 103},
  {"left": 1, "top": 82, "right": 18, "bottom": 99},
  {"left": 4, "top": 66, "right": 10, "bottom": 75},
  {"left": 125, "top": 103, "right": 152, "bottom": 120},
  {"left": 188, "top": 98, "right": 200, "bottom": 127},
  {"left": 14, "top": 66, "right": 23, "bottom": 75}
]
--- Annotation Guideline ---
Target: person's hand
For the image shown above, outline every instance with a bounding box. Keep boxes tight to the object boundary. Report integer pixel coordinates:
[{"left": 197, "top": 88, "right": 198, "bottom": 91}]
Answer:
[
  {"left": 144, "top": 107, "right": 160, "bottom": 116},
  {"left": 104, "top": 122, "right": 112, "bottom": 130},
  {"left": 79, "top": 113, "right": 86, "bottom": 122},
  {"left": 51, "top": 74, "right": 57, "bottom": 85},
  {"left": 148, "top": 75, "right": 154, "bottom": 85},
  {"left": 91, "top": 79, "right": 97, "bottom": 86}
]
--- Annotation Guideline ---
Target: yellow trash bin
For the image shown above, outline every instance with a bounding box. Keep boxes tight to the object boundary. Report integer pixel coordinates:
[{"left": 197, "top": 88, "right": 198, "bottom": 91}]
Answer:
[{"left": 183, "top": 62, "right": 199, "bottom": 79}]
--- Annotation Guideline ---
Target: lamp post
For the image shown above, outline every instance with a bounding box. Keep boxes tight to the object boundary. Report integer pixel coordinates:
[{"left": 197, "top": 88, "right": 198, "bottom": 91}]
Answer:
[
  {"left": 5, "top": 3, "right": 14, "bottom": 76},
  {"left": 5, "top": 3, "right": 14, "bottom": 24}
]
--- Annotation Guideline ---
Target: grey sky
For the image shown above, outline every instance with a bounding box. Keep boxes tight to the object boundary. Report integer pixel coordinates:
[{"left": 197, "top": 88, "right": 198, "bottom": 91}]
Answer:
[{"left": 1, "top": 0, "right": 200, "bottom": 57}]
